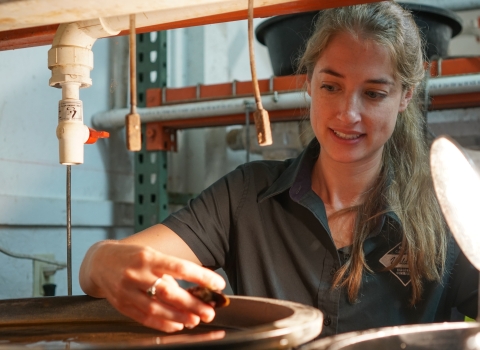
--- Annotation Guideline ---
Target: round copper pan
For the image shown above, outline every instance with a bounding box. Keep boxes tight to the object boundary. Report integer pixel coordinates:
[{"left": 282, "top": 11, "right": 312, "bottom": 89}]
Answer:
[
  {"left": 302, "top": 322, "right": 480, "bottom": 350},
  {"left": 0, "top": 295, "right": 323, "bottom": 349}
]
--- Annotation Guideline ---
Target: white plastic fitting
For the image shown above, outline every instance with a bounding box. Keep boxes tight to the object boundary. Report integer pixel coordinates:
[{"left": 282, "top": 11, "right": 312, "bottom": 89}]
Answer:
[
  {"left": 48, "top": 23, "right": 95, "bottom": 89},
  {"left": 48, "top": 19, "right": 120, "bottom": 164},
  {"left": 48, "top": 19, "right": 121, "bottom": 89},
  {"left": 56, "top": 82, "right": 89, "bottom": 165}
]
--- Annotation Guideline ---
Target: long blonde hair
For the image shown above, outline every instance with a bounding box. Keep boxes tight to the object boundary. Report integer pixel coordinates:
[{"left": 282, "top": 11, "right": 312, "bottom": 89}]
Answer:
[{"left": 298, "top": 1, "right": 448, "bottom": 305}]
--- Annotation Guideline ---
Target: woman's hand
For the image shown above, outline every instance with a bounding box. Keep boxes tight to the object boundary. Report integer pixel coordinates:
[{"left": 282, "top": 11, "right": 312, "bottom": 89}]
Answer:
[{"left": 79, "top": 240, "right": 226, "bottom": 333}]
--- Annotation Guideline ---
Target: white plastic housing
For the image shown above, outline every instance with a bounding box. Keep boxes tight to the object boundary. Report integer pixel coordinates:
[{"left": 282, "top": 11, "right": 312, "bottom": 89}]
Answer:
[
  {"left": 56, "top": 90, "right": 89, "bottom": 165},
  {"left": 56, "top": 122, "right": 89, "bottom": 165},
  {"left": 48, "top": 20, "right": 120, "bottom": 89}
]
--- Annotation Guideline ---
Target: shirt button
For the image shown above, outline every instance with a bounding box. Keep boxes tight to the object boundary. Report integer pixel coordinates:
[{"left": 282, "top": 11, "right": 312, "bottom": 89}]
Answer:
[
  {"left": 323, "top": 315, "right": 332, "bottom": 326},
  {"left": 330, "top": 268, "right": 336, "bottom": 276}
]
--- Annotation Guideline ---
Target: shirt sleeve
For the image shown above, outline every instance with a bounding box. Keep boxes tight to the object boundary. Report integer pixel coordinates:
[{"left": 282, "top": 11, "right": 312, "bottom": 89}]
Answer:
[{"left": 161, "top": 164, "right": 249, "bottom": 269}]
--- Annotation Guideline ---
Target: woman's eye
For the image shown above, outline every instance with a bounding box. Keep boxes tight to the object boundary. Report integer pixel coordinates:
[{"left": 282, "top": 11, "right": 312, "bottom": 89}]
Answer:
[
  {"left": 366, "top": 91, "right": 386, "bottom": 99},
  {"left": 320, "top": 84, "right": 336, "bottom": 92}
]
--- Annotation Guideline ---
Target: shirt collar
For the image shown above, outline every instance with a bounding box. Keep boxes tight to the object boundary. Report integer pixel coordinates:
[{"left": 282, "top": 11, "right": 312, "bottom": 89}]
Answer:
[
  {"left": 257, "top": 137, "right": 400, "bottom": 225},
  {"left": 258, "top": 138, "right": 320, "bottom": 203}
]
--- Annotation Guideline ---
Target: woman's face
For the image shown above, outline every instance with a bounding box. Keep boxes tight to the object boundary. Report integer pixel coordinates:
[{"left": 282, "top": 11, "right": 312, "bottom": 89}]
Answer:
[{"left": 307, "top": 31, "right": 412, "bottom": 166}]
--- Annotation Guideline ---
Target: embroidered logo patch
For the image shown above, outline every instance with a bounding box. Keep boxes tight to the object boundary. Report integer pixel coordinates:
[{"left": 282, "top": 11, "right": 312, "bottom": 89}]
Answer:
[{"left": 379, "top": 243, "right": 411, "bottom": 286}]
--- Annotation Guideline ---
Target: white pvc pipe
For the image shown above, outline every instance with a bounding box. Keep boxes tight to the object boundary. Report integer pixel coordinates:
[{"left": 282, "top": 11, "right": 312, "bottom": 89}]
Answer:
[
  {"left": 428, "top": 74, "right": 480, "bottom": 96},
  {"left": 92, "top": 74, "right": 480, "bottom": 129},
  {"left": 49, "top": 20, "right": 119, "bottom": 165},
  {"left": 93, "top": 91, "right": 310, "bottom": 129},
  {"left": 61, "top": 82, "right": 81, "bottom": 100},
  {"left": 57, "top": 82, "right": 89, "bottom": 165}
]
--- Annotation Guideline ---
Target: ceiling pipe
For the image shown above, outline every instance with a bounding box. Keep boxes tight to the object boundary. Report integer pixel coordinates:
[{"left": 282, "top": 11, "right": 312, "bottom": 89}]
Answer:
[
  {"left": 92, "top": 73, "right": 480, "bottom": 130},
  {"left": 428, "top": 73, "right": 480, "bottom": 96},
  {"left": 401, "top": 0, "right": 480, "bottom": 11},
  {"left": 93, "top": 91, "right": 307, "bottom": 129}
]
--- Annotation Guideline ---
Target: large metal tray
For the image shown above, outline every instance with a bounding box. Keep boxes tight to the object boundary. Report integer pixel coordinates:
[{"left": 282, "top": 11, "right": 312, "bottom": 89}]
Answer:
[{"left": 0, "top": 295, "right": 323, "bottom": 349}]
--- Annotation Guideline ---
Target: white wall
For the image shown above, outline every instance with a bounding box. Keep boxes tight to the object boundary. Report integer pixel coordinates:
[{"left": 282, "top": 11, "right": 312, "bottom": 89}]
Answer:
[{"left": 0, "top": 39, "right": 132, "bottom": 298}]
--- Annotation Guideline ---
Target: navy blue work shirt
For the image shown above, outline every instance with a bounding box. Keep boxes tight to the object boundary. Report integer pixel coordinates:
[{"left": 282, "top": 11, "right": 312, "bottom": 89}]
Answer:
[{"left": 162, "top": 138, "right": 478, "bottom": 337}]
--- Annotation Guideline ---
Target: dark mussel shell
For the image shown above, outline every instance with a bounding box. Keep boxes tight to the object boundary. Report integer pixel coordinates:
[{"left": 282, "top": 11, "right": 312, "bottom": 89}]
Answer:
[{"left": 187, "top": 286, "right": 230, "bottom": 308}]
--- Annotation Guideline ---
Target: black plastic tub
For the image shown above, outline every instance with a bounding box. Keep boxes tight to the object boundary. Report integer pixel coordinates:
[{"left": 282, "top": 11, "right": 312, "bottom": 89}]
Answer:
[{"left": 255, "top": 3, "right": 463, "bottom": 76}]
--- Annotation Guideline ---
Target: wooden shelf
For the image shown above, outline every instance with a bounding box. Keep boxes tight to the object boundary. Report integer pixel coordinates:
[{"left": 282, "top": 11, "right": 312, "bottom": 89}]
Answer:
[{"left": 0, "top": 0, "right": 378, "bottom": 51}]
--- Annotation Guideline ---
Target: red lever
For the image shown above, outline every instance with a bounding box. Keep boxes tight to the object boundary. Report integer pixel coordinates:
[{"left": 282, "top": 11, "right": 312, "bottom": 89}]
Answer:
[{"left": 85, "top": 127, "right": 110, "bottom": 144}]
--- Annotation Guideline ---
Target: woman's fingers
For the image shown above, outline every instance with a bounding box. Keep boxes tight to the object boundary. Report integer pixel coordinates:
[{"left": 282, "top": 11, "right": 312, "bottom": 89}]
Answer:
[
  {"left": 119, "top": 245, "right": 225, "bottom": 291},
  {"left": 89, "top": 243, "right": 226, "bottom": 332},
  {"left": 145, "top": 274, "right": 216, "bottom": 323},
  {"left": 106, "top": 281, "right": 199, "bottom": 332},
  {"left": 115, "top": 302, "right": 186, "bottom": 333},
  {"left": 150, "top": 253, "right": 226, "bottom": 291},
  {"left": 112, "top": 272, "right": 214, "bottom": 327}
]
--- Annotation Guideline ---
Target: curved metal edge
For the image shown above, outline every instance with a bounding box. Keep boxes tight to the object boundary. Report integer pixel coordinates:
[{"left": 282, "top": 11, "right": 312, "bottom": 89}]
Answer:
[
  {"left": 178, "top": 296, "right": 324, "bottom": 350},
  {"left": 0, "top": 295, "right": 323, "bottom": 350},
  {"left": 0, "top": 295, "right": 130, "bottom": 326},
  {"left": 301, "top": 322, "right": 480, "bottom": 350}
]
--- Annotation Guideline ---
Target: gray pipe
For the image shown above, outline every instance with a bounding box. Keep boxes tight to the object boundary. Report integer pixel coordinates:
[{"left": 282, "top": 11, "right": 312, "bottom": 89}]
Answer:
[
  {"left": 92, "top": 74, "right": 480, "bottom": 130},
  {"left": 401, "top": 0, "right": 480, "bottom": 11}
]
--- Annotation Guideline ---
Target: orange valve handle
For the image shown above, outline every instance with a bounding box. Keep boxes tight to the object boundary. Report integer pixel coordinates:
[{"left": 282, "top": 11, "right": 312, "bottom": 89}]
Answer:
[{"left": 85, "top": 127, "right": 110, "bottom": 144}]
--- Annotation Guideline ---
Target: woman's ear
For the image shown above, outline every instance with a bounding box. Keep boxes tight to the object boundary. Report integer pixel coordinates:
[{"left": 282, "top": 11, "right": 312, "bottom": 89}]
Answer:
[{"left": 398, "top": 86, "right": 414, "bottom": 112}]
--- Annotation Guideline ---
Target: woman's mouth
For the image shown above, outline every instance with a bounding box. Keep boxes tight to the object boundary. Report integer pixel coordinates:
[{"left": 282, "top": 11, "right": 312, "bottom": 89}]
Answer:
[{"left": 333, "top": 130, "right": 362, "bottom": 140}]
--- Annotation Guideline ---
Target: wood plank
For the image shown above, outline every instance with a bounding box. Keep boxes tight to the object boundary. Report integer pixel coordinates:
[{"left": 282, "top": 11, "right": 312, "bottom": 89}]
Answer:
[{"left": 0, "top": 0, "right": 378, "bottom": 51}]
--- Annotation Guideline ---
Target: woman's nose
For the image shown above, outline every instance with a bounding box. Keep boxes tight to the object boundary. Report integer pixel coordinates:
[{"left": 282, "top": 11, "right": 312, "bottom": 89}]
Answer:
[{"left": 337, "top": 93, "right": 361, "bottom": 123}]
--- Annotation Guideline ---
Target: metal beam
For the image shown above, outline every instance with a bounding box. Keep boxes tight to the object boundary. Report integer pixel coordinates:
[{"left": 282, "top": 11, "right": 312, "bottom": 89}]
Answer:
[{"left": 134, "top": 31, "right": 169, "bottom": 232}]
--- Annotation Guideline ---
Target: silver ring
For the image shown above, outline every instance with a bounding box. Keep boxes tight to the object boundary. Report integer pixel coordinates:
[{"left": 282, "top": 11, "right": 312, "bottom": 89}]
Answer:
[{"left": 146, "top": 277, "right": 163, "bottom": 298}]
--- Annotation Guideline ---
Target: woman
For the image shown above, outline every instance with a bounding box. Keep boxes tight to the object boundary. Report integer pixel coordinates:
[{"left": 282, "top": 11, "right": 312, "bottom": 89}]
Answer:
[{"left": 80, "top": 1, "right": 478, "bottom": 337}]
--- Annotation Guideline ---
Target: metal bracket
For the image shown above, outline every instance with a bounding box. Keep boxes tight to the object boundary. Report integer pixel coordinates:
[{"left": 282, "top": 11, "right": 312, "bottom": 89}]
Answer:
[{"left": 146, "top": 123, "right": 177, "bottom": 151}]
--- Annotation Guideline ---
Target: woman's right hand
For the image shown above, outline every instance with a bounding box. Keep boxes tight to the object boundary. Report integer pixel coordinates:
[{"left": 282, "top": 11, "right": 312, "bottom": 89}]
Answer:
[{"left": 79, "top": 240, "right": 226, "bottom": 333}]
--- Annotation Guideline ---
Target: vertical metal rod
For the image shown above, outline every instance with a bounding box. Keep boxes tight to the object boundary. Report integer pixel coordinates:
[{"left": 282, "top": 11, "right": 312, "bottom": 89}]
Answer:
[
  {"left": 245, "top": 108, "right": 250, "bottom": 163},
  {"left": 66, "top": 165, "right": 72, "bottom": 296}
]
